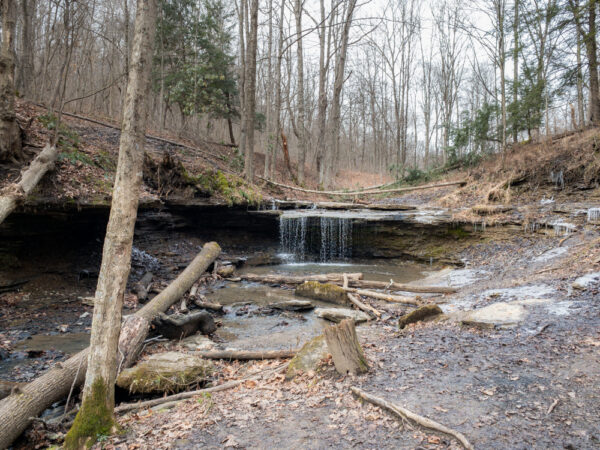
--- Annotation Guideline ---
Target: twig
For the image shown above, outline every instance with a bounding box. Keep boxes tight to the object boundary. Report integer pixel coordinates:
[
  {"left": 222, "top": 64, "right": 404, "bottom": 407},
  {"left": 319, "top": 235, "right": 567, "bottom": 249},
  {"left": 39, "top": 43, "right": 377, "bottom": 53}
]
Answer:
[
  {"left": 350, "top": 387, "right": 474, "bottom": 450},
  {"left": 115, "top": 362, "right": 289, "bottom": 414},
  {"left": 61, "top": 356, "right": 84, "bottom": 424},
  {"left": 347, "top": 293, "right": 382, "bottom": 318},
  {"left": 547, "top": 398, "right": 559, "bottom": 415},
  {"left": 533, "top": 323, "right": 552, "bottom": 337}
]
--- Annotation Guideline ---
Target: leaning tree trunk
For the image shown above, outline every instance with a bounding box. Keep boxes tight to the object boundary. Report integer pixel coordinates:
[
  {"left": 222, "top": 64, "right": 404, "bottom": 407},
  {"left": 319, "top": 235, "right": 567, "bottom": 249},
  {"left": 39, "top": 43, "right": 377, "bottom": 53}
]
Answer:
[
  {"left": 64, "top": 0, "right": 158, "bottom": 448},
  {"left": 0, "top": 143, "right": 58, "bottom": 225},
  {"left": 324, "top": 318, "right": 369, "bottom": 375},
  {"left": 0, "top": 242, "right": 221, "bottom": 450},
  {"left": 0, "top": 0, "right": 22, "bottom": 162},
  {"left": 243, "top": 0, "right": 258, "bottom": 182}
]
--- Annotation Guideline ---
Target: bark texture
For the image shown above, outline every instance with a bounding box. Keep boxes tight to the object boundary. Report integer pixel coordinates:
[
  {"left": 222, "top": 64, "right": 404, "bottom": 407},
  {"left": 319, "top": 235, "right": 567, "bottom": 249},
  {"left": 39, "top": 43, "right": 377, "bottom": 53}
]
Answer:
[
  {"left": 324, "top": 319, "right": 369, "bottom": 375},
  {"left": 0, "top": 0, "right": 22, "bottom": 162},
  {"left": 65, "top": 1, "right": 158, "bottom": 446},
  {"left": 0, "top": 143, "right": 58, "bottom": 225},
  {"left": 0, "top": 243, "right": 220, "bottom": 449}
]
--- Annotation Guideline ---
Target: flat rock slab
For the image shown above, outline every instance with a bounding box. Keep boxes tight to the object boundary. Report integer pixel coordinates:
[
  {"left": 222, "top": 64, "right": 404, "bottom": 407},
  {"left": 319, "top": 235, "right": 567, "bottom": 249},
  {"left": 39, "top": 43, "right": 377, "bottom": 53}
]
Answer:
[
  {"left": 181, "top": 334, "right": 216, "bottom": 351},
  {"left": 116, "top": 351, "right": 213, "bottom": 394},
  {"left": 314, "top": 307, "right": 370, "bottom": 323},
  {"left": 461, "top": 302, "right": 527, "bottom": 329},
  {"left": 572, "top": 272, "right": 600, "bottom": 290},
  {"left": 270, "top": 300, "right": 314, "bottom": 311}
]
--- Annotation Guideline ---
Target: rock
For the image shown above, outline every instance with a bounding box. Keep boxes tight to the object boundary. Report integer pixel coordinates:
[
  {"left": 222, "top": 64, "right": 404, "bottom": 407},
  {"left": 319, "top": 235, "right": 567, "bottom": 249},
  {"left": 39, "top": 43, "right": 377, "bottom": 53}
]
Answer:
[
  {"left": 216, "top": 264, "right": 235, "bottom": 278},
  {"left": 295, "top": 281, "right": 348, "bottom": 305},
  {"left": 246, "top": 253, "right": 283, "bottom": 266},
  {"left": 181, "top": 334, "right": 215, "bottom": 351},
  {"left": 116, "top": 351, "right": 213, "bottom": 394},
  {"left": 461, "top": 302, "right": 526, "bottom": 329},
  {"left": 153, "top": 311, "right": 216, "bottom": 340},
  {"left": 572, "top": 272, "right": 600, "bottom": 290},
  {"left": 286, "top": 335, "right": 328, "bottom": 379},
  {"left": 398, "top": 304, "right": 443, "bottom": 329},
  {"left": 314, "top": 307, "right": 370, "bottom": 323},
  {"left": 270, "top": 300, "right": 314, "bottom": 311}
]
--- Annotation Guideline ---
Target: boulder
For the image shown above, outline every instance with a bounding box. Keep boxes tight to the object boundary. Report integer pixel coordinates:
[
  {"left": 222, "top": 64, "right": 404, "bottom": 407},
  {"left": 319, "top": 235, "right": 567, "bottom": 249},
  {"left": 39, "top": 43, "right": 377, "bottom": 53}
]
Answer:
[
  {"left": 216, "top": 264, "right": 235, "bottom": 278},
  {"left": 398, "top": 304, "right": 443, "bottom": 329},
  {"left": 270, "top": 300, "right": 314, "bottom": 311},
  {"left": 116, "top": 351, "right": 213, "bottom": 394},
  {"left": 153, "top": 311, "right": 216, "bottom": 340},
  {"left": 314, "top": 307, "right": 370, "bottom": 323},
  {"left": 461, "top": 302, "right": 526, "bottom": 329},
  {"left": 295, "top": 281, "right": 348, "bottom": 305},
  {"left": 286, "top": 335, "right": 328, "bottom": 379}
]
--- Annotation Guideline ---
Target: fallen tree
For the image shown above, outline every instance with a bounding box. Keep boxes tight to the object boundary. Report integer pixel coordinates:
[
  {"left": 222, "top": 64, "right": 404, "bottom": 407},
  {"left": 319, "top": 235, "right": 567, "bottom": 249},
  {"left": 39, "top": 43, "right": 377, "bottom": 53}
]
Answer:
[
  {"left": 236, "top": 272, "right": 363, "bottom": 284},
  {"left": 196, "top": 350, "right": 297, "bottom": 360},
  {"left": 351, "top": 387, "right": 474, "bottom": 450},
  {"left": 259, "top": 178, "right": 467, "bottom": 197},
  {"left": 0, "top": 242, "right": 221, "bottom": 449},
  {"left": 344, "top": 288, "right": 421, "bottom": 306},
  {"left": 0, "top": 143, "right": 58, "bottom": 225},
  {"left": 236, "top": 273, "right": 454, "bottom": 294}
]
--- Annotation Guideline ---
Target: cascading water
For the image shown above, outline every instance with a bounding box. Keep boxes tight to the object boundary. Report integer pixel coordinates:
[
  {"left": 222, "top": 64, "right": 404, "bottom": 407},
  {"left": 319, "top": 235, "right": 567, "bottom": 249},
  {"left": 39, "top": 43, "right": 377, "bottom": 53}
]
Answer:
[{"left": 279, "top": 213, "right": 353, "bottom": 262}]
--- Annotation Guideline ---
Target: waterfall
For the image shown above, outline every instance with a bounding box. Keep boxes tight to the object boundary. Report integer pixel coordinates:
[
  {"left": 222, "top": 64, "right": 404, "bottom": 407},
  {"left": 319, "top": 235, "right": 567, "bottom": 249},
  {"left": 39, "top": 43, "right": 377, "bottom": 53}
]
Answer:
[{"left": 279, "top": 214, "right": 353, "bottom": 262}]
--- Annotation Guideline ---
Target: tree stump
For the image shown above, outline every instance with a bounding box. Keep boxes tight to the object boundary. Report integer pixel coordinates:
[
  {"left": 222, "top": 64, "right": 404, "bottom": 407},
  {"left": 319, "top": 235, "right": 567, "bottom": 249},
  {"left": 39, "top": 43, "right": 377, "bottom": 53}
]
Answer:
[{"left": 324, "top": 319, "right": 369, "bottom": 375}]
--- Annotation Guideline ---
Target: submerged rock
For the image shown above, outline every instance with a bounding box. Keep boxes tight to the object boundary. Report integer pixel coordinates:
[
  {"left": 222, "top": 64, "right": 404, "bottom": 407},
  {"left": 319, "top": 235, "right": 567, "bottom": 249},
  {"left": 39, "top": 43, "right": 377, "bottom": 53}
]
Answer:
[
  {"left": 398, "top": 304, "right": 443, "bottom": 329},
  {"left": 572, "top": 272, "right": 600, "bottom": 290},
  {"left": 295, "top": 281, "right": 348, "bottom": 305},
  {"left": 286, "top": 335, "right": 328, "bottom": 379},
  {"left": 461, "top": 302, "right": 527, "bottom": 329},
  {"left": 116, "top": 351, "right": 213, "bottom": 394},
  {"left": 270, "top": 299, "right": 314, "bottom": 311},
  {"left": 314, "top": 307, "right": 369, "bottom": 323}
]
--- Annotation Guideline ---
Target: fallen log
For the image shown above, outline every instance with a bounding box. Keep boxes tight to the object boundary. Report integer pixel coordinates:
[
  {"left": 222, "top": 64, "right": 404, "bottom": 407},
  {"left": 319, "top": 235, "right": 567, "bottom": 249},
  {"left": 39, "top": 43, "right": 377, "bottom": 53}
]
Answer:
[
  {"left": 350, "top": 387, "right": 474, "bottom": 450},
  {"left": 324, "top": 319, "right": 369, "bottom": 375},
  {"left": 0, "top": 242, "right": 221, "bottom": 449},
  {"left": 346, "top": 279, "right": 456, "bottom": 294},
  {"left": 115, "top": 362, "right": 289, "bottom": 413},
  {"left": 236, "top": 273, "right": 454, "bottom": 294},
  {"left": 0, "top": 144, "right": 58, "bottom": 225},
  {"left": 196, "top": 350, "right": 297, "bottom": 360},
  {"left": 238, "top": 272, "right": 363, "bottom": 285},
  {"left": 344, "top": 287, "right": 421, "bottom": 306},
  {"left": 259, "top": 178, "right": 467, "bottom": 197},
  {"left": 347, "top": 293, "right": 382, "bottom": 318}
]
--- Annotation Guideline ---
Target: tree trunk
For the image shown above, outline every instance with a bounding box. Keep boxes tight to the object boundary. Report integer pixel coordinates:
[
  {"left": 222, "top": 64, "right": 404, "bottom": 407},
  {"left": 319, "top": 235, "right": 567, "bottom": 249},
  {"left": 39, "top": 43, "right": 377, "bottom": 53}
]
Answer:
[
  {"left": 0, "top": 144, "right": 58, "bottom": 224},
  {"left": 0, "top": 243, "right": 220, "bottom": 450},
  {"left": 239, "top": 272, "right": 363, "bottom": 285},
  {"left": 243, "top": 0, "right": 258, "bottom": 181},
  {"left": 324, "top": 319, "right": 369, "bottom": 375},
  {"left": 587, "top": 0, "right": 600, "bottom": 124},
  {"left": 513, "top": 0, "right": 519, "bottom": 142},
  {"left": 280, "top": 130, "right": 298, "bottom": 183},
  {"left": 0, "top": 0, "right": 22, "bottom": 162},
  {"left": 18, "top": 0, "right": 35, "bottom": 97},
  {"left": 294, "top": 0, "right": 307, "bottom": 184},
  {"left": 64, "top": 1, "right": 158, "bottom": 447}
]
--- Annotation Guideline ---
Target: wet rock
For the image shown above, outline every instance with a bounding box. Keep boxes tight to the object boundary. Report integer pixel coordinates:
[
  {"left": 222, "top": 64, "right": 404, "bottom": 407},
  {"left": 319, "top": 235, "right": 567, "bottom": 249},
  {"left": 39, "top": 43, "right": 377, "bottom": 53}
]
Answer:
[
  {"left": 116, "top": 351, "right": 213, "bottom": 394},
  {"left": 216, "top": 264, "right": 235, "bottom": 278},
  {"left": 270, "top": 300, "right": 314, "bottom": 311},
  {"left": 398, "top": 304, "right": 443, "bottom": 329},
  {"left": 295, "top": 281, "right": 348, "bottom": 305},
  {"left": 461, "top": 302, "right": 526, "bottom": 329},
  {"left": 572, "top": 272, "right": 600, "bottom": 290},
  {"left": 314, "top": 307, "right": 370, "bottom": 323},
  {"left": 286, "top": 335, "right": 328, "bottom": 379},
  {"left": 246, "top": 253, "right": 283, "bottom": 266},
  {"left": 181, "top": 334, "right": 216, "bottom": 351},
  {"left": 153, "top": 311, "right": 216, "bottom": 340}
]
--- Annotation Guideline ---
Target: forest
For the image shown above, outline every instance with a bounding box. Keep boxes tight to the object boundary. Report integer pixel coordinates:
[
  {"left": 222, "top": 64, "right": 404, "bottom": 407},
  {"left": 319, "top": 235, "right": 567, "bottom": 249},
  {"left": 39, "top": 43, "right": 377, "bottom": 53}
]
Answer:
[{"left": 0, "top": 0, "right": 599, "bottom": 449}]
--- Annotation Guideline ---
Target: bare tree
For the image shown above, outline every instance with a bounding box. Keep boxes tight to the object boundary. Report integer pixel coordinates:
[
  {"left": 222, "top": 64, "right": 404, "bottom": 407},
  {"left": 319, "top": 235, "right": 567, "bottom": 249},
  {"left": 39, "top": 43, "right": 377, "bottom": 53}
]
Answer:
[
  {"left": 243, "top": 0, "right": 259, "bottom": 181},
  {"left": 64, "top": 0, "right": 157, "bottom": 447},
  {"left": 0, "top": 0, "right": 22, "bottom": 162}
]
